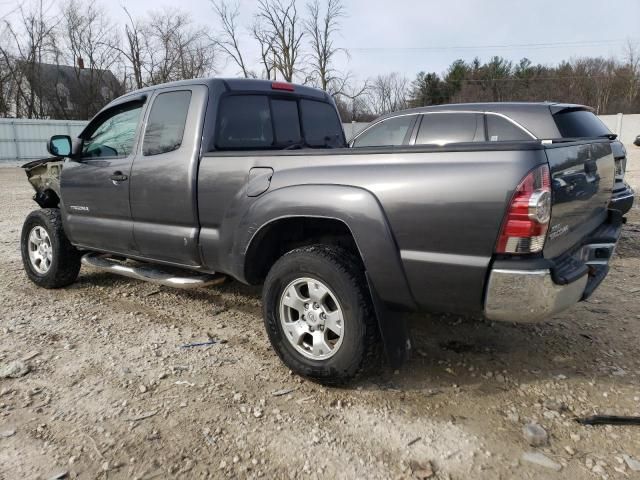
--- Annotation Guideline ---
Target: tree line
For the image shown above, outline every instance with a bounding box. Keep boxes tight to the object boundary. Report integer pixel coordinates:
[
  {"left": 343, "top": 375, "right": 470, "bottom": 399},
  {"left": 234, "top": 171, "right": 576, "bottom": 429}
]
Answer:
[{"left": 1, "top": 0, "right": 639, "bottom": 121}]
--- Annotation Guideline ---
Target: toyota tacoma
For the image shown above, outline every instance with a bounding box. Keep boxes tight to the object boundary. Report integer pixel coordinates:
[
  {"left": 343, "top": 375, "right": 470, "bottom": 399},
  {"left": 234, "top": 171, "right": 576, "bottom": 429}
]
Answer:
[{"left": 20, "top": 79, "right": 631, "bottom": 384}]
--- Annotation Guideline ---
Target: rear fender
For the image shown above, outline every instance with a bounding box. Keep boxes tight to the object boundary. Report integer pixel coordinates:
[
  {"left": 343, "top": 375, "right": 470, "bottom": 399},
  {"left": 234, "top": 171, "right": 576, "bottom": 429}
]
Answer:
[{"left": 237, "top": 184, "right": 416, "bottom": 366}]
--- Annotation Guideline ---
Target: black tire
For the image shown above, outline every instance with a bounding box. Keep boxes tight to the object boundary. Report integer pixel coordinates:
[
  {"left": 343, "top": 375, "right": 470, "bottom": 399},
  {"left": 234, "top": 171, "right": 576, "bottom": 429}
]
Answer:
[
  {"left": 21, "top": 208, "right": 81, "bottom": 289},
  {"left": 263, "top": 245, "right": 380, "bottom": 385}
]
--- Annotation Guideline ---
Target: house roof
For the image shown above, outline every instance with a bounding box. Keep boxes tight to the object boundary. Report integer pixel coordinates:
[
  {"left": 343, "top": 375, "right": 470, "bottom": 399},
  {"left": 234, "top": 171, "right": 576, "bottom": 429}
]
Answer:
[{"left": 19, "top": 62, "right": 122, "bottom": 118}]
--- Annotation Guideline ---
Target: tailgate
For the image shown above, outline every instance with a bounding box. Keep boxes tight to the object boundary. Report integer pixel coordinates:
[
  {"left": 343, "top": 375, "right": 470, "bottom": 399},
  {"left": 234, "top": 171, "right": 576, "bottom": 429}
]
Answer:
[{"left": 544, "top": 140, "right": 615, "bottom": 258}]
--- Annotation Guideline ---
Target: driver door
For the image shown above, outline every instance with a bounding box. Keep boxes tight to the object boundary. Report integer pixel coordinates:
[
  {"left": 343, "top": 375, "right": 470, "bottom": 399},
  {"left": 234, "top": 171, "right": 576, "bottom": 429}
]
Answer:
[{"left": 60, "top": 99, "right": 146, "bottom": 254}]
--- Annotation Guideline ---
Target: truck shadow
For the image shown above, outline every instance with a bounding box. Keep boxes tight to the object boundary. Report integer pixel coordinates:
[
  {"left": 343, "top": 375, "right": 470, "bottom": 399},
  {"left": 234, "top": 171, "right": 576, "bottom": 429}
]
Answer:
[{"left": 364, "top": 305, "right": 637, "bottom": 396}]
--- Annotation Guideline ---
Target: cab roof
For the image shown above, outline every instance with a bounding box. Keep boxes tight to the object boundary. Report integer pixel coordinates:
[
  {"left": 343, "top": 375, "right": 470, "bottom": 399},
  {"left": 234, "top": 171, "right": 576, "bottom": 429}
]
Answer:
[{"left": 112, "top": 77, "right": 330, "bottom": 103}]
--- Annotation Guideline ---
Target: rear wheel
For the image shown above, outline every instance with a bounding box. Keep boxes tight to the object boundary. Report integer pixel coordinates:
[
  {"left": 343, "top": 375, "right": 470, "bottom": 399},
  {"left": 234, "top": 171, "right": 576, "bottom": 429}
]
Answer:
[
  {"left": 21, "top": 209, "right": 81, "bottom": 288},
  {"left": 262, "top": 245, "right": 380, "bottom": 385}
]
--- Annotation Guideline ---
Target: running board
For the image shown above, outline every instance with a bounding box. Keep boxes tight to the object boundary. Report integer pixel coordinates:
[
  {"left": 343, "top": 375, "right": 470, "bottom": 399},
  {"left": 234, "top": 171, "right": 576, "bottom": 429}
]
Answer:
[{"left": 81, "top": 253, "right": 226, "bottom": 289}]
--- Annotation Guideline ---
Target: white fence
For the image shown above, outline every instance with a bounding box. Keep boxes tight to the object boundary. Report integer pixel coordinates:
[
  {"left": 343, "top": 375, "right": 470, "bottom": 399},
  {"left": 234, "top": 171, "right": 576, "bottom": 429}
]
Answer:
[
  {"left": 598, "top": 114, "right": 640, "bottom": 146},
  {"left": 0, "top": 114, "right": 638, "bottom": 163},
  {"left": 343, "top": 122, "right": 368, "bottom": 141},
  {"left": 0, "top": 119, "right": 87, "bottom": 162}
]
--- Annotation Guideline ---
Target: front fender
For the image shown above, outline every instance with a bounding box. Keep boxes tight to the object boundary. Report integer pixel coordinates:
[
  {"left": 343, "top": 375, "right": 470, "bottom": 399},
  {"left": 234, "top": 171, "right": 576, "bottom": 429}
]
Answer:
[{"left": 236, "top": 184, "right": 416, "bottom": 311}]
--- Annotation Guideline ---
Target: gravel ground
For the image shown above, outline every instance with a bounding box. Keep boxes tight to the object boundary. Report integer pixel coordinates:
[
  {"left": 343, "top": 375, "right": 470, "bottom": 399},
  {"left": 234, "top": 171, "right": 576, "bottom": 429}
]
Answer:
[{"left": 1, "top": 149, "right": 640, "bottom": 480}]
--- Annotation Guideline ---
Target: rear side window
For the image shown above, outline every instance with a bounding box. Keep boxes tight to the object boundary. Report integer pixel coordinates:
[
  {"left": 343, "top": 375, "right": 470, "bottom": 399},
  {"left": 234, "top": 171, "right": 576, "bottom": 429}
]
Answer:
[
  {"left": 300, "top": 99, "right": 344, "bottom": 147},
  {"left": 486, "top": 115, "right": 532, "bottom": 141},
  {"left": 416, "top": 113, "right": 480, "bottom": 145},
  {"left": 352, "top": 115, "right": 416, "bottom": 147},
  {"left": 143, "top": 91, "right": 192, "bottom": 156},
  {"left": 553, "top": 110, "right": 610, "bottom": 138},
  {"left": 216, "top": 96, "right": 273, "bottom": 149}
]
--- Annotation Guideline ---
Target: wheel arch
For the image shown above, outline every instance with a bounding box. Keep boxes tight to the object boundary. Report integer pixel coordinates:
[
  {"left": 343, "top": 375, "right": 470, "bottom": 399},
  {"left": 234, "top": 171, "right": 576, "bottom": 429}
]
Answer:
[
  {"left": 244, "top": 215, "right": 360, "bottom": 285},
  {"left": 34, "top": 188, "right": 60, "bottom": 209},
  {"left": 237, "top": 184, "right": 415, "bottom": 310}
]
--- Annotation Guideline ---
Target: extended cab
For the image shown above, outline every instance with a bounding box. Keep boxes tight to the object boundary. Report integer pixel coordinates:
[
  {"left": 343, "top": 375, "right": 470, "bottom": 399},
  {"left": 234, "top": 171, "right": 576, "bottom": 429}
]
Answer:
[{"left": 21, "top": 80, "right": 631, "bottom": 383}]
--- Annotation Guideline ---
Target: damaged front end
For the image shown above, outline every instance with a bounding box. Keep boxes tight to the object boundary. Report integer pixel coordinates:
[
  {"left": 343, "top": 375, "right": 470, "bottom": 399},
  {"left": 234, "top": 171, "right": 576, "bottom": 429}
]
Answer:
[{"left": 22, "top": 157, "right": 64, "bottom": 208}]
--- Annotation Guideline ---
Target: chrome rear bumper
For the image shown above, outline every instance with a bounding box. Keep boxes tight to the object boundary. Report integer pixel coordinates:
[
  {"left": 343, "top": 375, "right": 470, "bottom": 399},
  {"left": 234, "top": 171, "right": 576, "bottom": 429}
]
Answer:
[
  {"left": 484, "top": 269, "right": 587, "bottom": 322},
  {"left": 484, "top": 236, "right": 618, "bottom": 322}
]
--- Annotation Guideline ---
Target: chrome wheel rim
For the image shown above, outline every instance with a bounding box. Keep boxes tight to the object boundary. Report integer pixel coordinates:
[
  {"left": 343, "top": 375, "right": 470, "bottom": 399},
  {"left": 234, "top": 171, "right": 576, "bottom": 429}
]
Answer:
[
  {"left": 279, "top": 277, "right": 345, "bottom": 360},
  {"left": 28, "top": 226, "right": 53, "bottom": 274}
]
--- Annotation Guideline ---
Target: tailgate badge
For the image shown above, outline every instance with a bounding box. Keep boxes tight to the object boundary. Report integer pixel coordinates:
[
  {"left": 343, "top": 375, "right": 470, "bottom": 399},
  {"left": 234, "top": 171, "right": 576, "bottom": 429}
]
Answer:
[{"left": 549, "top": 223, "right": 569, "bottom": 240}]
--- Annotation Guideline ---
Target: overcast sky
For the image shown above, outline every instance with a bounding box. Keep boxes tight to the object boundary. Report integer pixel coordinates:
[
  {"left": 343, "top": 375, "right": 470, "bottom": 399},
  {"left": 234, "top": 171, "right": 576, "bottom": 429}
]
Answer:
[{"left": 6, "top": 0, "right": 640, "bottom": 81}]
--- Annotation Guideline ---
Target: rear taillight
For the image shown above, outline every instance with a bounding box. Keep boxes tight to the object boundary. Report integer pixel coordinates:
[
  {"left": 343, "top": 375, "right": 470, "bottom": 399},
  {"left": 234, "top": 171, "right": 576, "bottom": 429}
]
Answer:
[{"left": 496, "top": 164, "right": 551, "bottom": 254}]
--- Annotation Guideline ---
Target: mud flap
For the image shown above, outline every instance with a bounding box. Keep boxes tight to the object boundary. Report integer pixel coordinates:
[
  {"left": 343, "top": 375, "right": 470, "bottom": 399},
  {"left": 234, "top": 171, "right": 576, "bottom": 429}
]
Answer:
[{"left": 366, "top": 273, "right": 412, "bottom": 368}]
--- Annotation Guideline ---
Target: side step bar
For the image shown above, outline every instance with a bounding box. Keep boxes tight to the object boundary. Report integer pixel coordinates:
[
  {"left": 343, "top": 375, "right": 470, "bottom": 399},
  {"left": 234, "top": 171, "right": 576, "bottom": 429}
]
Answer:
[{"left": 81, "top": 253, "right": 226, "bottom": 289}]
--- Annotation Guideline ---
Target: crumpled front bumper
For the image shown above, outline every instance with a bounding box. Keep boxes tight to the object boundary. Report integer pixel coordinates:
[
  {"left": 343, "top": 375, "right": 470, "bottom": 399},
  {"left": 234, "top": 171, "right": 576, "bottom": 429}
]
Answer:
[{"left": 484, "top": 214, "right": 622, "bottom": 322}]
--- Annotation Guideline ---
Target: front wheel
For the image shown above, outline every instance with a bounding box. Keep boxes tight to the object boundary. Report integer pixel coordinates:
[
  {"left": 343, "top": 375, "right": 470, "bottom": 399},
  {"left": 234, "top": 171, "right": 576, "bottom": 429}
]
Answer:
[
  {"left": 262, "top": 245, "right": 380, "bottom": 385},
  {"left": 21, "top": 209, "right": 81, "bottom": 289}
]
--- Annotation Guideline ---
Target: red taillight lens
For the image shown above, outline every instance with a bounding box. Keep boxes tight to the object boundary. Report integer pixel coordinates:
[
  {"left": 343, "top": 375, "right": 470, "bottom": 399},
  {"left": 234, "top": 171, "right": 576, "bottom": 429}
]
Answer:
[
  {"left": 271, "top": 82, "right": 295, "bottom": 91},
  {"left": 496, "top": 164, "right": 551, "bottom": 254}
]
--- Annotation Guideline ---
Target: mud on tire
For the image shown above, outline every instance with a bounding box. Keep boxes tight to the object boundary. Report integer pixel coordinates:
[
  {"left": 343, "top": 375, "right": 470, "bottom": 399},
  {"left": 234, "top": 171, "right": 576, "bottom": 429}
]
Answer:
[{"left": 21, "top": 209, "right": 81, "bottom": 289}]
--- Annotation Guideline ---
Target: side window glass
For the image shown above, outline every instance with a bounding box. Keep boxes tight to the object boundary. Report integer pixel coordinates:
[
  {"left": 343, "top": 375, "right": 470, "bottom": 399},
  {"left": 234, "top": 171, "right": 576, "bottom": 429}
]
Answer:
[
  {"left": 216, "top": 95, "right": 273, "bottom": 149},
  {"left": 416, "top": 113, "right": 480, "bottom": 145},
  {"left": 271, "top": 99, "right": 301, "bottom": 146},
  {"left": 143, "top": 91, "right": 192, "bottom": 156},
  {"left": 82, "top": 103, "right": 143, "bottom": 158},
  {"left": 352, "top": 115, "right": 415, "bottom": 147},
  {"left": 486, "top": 115, "right": 531, "bottom": 141}
]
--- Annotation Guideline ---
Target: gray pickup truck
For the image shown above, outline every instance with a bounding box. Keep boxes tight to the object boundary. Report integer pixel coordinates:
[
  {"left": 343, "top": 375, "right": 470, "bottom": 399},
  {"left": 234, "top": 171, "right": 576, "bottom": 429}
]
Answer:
[{"left": 21, "top": 78, "right": 629, "bottom": 384}]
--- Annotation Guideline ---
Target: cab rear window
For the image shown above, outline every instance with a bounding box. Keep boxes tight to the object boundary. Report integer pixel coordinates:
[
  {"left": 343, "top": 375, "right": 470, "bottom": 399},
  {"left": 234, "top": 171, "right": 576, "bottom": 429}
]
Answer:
[
  {"left": 215, "top": 94, "right": 345, "bottom": 150},
  {"left": 216, "top": 96, "right": 273, "bottom": 149},
  {"left": 553, "top": 110, "right": 611, "bottom": 138}
]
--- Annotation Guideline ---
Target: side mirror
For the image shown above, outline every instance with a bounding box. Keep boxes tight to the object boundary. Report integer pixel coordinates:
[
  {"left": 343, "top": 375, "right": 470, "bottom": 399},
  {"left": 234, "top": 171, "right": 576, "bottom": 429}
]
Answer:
[{"left": 47, "top": 135, "right": 72, "bottom": 157}]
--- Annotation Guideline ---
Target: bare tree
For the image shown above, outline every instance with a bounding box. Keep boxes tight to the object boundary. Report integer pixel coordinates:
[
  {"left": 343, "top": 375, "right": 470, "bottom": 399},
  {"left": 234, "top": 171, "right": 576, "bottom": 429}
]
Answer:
[
  {"left": 334, "top": 78, "right": 369, "bottom": 121},
  {"left": 366, "top": 73, "right": 408, "bottom": 115},
  {"left": 252, "top": 20, "right": 275, "bottom": 79},
  {"left": 304, "top": 0, "right": 344, "bottom": 91},
  {"left": 590, "top": 58, "right": 616, "bottom": 115},
  {"left": 212, "top": 0, "right": 251, "bottom": 78},
  {"left": 255, "top": 0, "right": 303, "bottom": 82},
  {"left": 623, "top": 40, "right": 640, "bottom": 107},
  {"left": 59, "top": 0, "right": 122, "bottom": 118},
  {"left": 144, "top": 10, "right": 188, "bottom": 84},
  {"left": 143, "top": 8, "right": 217, "bottom": 86},
  {"left": 0, "top": 0, "right": 58, "bottom": 118},
  {"left": 120, "top": 7, "right": 145, "bottom": 90}
]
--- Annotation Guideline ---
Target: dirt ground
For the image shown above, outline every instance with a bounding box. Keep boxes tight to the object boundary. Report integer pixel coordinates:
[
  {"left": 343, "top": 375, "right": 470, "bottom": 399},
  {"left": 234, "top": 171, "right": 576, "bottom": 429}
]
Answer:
[{"left": 1, "top": 149, "right": 639, "bottom": 480}]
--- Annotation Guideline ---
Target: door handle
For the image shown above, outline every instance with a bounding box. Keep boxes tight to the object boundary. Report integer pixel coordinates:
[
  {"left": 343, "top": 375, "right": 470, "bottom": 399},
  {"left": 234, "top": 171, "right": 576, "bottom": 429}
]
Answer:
[{"left": 110, "top": 171, "right": 128, "bottom": 182}]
